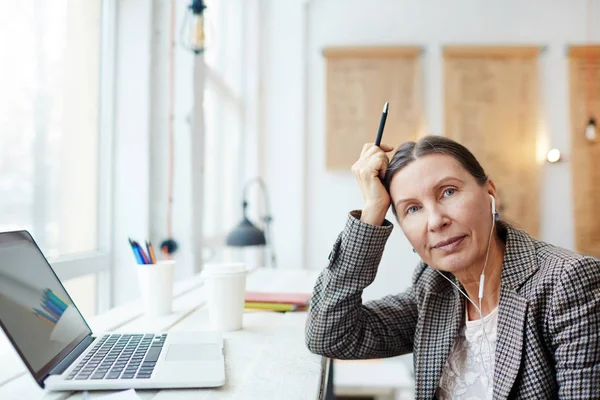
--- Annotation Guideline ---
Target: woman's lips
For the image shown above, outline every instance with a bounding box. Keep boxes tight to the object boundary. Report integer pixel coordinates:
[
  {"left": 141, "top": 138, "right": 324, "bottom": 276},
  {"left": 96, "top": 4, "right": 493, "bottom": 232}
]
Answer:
[{"left": 433, "top": 235, "right": 466, "bottom": 253}]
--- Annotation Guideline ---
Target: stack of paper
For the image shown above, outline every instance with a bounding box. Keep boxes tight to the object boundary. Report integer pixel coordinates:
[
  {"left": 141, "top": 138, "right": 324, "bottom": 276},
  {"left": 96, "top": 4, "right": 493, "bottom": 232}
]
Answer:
[{"left": 244, "top": 292, "right": 311, "bottom": 312}]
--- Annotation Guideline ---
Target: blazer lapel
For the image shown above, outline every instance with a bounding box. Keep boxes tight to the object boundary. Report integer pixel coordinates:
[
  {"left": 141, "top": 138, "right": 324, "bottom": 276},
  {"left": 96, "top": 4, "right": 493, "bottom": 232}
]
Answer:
[
  {"left": 493, "top": 288, "right": 528, "bottom": 399},
  {"left": 414, "top": 289, "right": 463, "bottom": 399},
  {"left": 492, "top": 221, "right": 536, "bottom": 399}
]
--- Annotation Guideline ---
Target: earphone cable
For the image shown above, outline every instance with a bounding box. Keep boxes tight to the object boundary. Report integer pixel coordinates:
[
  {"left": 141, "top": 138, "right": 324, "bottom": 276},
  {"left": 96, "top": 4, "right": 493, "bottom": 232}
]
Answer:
[{"left": 433, "top": 210, "right": 496, "bottom": 383}]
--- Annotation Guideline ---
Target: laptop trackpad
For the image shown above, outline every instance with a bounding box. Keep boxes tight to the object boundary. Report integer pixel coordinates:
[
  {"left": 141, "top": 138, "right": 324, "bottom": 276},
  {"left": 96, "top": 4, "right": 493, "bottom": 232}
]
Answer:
[{"left": 164, "top": 344, "right": 222, "bottom": 362}]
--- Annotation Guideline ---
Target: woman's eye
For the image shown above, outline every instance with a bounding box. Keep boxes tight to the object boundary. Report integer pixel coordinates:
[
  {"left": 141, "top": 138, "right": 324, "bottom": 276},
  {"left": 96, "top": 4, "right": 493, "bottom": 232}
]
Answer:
[
  {"left": 407, "top": 205, "right": 420, "bottom": 214},
  {"left": 443, "top": 188, "right": 456, "bottom": 197}
]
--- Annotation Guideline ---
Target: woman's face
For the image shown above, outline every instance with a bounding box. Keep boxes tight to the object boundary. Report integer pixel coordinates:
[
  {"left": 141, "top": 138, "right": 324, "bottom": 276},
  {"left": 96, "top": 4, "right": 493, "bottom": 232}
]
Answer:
[{"left": 389, "top": 153, "right": 497, "bottom": 274}]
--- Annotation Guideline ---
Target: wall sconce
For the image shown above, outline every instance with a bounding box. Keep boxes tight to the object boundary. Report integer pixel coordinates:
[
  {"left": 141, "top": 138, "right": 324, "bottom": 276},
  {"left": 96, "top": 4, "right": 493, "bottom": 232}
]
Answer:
[
  {"left": 585, "top": 117, "right": 597, "bottom": 142},
  {"left": 546, "top": 148, "right": 562, "bottom": 163}
]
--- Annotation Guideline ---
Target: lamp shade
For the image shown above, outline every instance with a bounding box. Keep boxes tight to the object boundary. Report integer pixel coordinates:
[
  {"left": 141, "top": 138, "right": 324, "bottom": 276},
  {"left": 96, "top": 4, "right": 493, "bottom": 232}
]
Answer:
[{"left": 226, "top": 218, "right": 266, "bottom": 247}]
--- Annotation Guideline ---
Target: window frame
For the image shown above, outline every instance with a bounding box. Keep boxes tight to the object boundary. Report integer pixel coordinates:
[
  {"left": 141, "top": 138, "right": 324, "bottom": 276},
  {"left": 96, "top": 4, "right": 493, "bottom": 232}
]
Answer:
[{"left": 50, "top": 0, "right": 116, "bottom": 314}]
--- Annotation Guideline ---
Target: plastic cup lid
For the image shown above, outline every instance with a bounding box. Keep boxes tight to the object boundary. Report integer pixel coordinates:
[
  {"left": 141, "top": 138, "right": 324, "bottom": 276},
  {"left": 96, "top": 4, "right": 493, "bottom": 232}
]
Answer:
[{"left": 202, "top": 262, "right": 248, "bottom": 276}]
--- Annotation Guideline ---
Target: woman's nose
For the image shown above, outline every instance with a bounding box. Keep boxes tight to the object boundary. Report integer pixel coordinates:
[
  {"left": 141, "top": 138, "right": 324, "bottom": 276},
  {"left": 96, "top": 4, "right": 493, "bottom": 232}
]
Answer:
[{"left": 428, "top": 206, "right": 450, "bottom": 231}]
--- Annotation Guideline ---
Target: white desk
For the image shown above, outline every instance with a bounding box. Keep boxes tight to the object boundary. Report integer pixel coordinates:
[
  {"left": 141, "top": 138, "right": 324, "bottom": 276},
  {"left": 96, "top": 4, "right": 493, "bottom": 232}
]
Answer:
[{"left": 0, "top": 268, "right": 326, "bottom": 400}]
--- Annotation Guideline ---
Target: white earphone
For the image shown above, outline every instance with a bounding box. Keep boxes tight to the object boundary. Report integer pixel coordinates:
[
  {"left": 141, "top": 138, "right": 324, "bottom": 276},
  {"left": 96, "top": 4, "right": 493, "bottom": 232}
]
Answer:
[
  {"left": 479, "top": 194, "right": 497, "bottom": 299},
  {"left": 430, "top": 193, "right": 498, "bottom": 381},
  {"left": 490, "top": 194, "right": 498, "bottom": 221}
]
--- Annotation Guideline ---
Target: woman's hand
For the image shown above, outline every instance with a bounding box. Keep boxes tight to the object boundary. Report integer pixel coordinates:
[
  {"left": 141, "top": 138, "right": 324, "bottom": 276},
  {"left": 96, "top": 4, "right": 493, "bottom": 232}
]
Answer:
[{"left": 351, "top": 143, "right": 394, "bottom": 226}]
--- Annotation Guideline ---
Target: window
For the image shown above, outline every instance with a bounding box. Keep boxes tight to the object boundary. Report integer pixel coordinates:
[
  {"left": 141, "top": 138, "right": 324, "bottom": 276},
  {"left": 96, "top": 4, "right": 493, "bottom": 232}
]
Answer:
[
  {"left": 0, "top": 1, "right": 112, "bottom": 316},
  {"left": 63, "top": 274, "right": 98, "bottom": 319},
  {"left": 201, "top": 0, "right": 245, "bottom": 254}
]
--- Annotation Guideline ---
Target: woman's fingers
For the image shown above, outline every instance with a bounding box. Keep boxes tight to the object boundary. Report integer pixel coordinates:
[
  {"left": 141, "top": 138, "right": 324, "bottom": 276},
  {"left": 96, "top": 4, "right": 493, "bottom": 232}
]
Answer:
[
  {"left": 360, "top": 143, "right": 395, "bottom": 159},
  {"left": 360, "top": 143, "right": 374, "bottom": 158},
  {"left": 352, "top": 143, "right": 392, "bottom": 226},
  {"left": 378, "top": 143, "right": 395, "bottom": 153}
]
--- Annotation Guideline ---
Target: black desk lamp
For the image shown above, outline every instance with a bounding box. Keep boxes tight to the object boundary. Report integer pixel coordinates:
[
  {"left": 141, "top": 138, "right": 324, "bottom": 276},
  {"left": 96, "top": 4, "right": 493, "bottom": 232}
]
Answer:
[{"left": 226, "top": 178, "right": 277, "bottom": 268}]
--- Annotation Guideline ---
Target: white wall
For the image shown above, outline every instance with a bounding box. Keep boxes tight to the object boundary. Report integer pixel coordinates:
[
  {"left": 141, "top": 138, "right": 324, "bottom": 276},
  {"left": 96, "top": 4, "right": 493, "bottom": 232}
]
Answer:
[{"left": 262, "top": 0, "right": 595, "bottom": 299}]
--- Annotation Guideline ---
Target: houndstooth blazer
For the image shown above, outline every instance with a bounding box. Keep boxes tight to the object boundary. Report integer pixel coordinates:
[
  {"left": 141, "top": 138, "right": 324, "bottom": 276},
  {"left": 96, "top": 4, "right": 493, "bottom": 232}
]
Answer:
[{"left": 305, "top": 211, "right": 600, "bottom": 399}]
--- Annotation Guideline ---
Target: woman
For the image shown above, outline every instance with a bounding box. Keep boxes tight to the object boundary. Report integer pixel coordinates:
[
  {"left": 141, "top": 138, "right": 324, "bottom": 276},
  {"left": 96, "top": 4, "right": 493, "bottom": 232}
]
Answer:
[{"left": 305, "top": 136, "right": 600, "bottom": 399}]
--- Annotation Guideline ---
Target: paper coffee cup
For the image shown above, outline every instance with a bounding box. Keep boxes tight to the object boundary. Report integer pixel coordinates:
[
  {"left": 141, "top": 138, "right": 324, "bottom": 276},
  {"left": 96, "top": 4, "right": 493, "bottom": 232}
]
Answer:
[
  {"left": 202, "top": 263, "right": 248, "bottom": 331},
  {"left": 137, "top": 260, "right": 175, "bottom": 317}
]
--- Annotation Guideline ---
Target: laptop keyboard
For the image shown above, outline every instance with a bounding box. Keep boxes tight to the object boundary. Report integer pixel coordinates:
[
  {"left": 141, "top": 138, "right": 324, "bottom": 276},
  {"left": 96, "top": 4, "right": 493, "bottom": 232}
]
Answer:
[{"left": 66, "top": 333, "right": 167, "bottom": 380}]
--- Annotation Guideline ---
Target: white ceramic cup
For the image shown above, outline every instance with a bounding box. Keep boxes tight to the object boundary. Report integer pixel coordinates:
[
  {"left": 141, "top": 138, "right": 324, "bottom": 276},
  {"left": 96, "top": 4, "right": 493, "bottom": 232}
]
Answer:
[
  {"left": 136, "top": 260, "right": 175, "bottom": 317},
  {"left": 202, "top": 262, "right": 248, "bottom": 331}
]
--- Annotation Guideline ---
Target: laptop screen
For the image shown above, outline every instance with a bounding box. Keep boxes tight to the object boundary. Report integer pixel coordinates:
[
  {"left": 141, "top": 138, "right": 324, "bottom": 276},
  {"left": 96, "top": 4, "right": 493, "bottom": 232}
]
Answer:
[{"left": 0, "top": 231, "right": 91, "bottom": 376}]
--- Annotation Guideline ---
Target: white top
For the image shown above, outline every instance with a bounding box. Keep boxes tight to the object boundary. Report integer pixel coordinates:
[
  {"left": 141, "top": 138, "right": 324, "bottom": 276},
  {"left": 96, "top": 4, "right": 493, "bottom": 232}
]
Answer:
[{"left": 436, "top": 305, "right": 499, "bottom": 400}]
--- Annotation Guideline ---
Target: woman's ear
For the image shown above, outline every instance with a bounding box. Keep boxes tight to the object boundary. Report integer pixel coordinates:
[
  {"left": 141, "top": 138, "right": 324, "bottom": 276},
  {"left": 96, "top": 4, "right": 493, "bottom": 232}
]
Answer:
[
  {"left": 486, "top": 180, "right": 498, "bottom": 208},
  {"left": 486, "top": 179, "right": 501, "bottom": 219}
]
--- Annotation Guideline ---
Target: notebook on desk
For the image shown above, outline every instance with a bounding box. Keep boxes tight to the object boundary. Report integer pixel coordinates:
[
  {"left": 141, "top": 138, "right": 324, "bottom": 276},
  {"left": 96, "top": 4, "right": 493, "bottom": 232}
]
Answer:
[
  {"left": 244, "top": 291, "right": 311, "bottom": 305},
  {"left": 0, "top": 230, "right": 225, "bottom": 391},
  {"left": 244, "top": 291, "right": 311, "bottom": 312}
]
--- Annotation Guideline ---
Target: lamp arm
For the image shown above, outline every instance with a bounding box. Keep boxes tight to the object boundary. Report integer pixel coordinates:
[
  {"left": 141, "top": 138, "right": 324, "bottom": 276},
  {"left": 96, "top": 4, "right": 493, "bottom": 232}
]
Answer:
[
  {"left": 241, "top": 177, "right": 276, "bottom": 268},
  {"left": 242, "top": 177, "right": 272, "bottom": 219}
]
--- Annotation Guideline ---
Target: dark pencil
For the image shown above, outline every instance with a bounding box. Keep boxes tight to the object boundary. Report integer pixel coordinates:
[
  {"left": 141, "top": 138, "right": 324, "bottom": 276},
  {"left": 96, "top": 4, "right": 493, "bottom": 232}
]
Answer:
[{"left": 375, "top": 102, "right": 388, "bottom": 147}]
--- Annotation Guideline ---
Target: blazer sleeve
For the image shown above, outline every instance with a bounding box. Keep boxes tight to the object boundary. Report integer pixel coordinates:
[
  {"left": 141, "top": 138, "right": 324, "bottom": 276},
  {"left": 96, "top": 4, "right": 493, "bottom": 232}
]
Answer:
[
  {"left": 304, "top": 210, "right": 420, "bottom": 360},
  {"left": 548, "top": 255, "right": 600, "bottom": 398}
]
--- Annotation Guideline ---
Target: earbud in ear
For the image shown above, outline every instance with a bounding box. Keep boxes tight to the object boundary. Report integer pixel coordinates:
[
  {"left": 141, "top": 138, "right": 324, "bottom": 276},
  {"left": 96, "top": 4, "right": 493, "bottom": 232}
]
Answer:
[{"left": 489, "top": 194, "right": 498, "bottom": 220}]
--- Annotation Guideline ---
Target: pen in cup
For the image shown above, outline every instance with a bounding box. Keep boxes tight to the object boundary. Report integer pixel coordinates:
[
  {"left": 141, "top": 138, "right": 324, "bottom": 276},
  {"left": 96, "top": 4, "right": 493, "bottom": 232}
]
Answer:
[
  {"left": 128, "top": 238, "right": 144, "bottom": 264},
  {"left": 136, "top": 242, "right": 151, "bottom": 264},
  {"left": 146, "top": 240, "right": 157, "bottom": 264},
  {"left": 129, "top": 238, "right": 152, "bottom": 264}
]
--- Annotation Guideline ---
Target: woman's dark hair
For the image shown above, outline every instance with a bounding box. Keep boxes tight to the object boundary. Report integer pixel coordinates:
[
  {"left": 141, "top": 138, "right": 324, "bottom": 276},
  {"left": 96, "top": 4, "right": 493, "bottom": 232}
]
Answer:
[{"left": 383, "top": 135, "right": 488, "bottom": 217}]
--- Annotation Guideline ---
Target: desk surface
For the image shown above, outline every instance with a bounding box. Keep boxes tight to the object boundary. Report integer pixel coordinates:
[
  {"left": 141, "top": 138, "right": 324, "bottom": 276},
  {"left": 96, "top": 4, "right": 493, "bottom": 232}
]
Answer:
[{"left": 0, "top": 268, "right": 324, "bottom": 400}]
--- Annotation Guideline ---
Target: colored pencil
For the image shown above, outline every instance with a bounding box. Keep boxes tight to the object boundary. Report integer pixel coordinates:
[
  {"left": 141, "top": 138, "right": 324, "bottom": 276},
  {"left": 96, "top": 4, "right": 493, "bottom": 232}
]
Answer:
[
  {"left": 146, "top": 240, "right": 157, "bottom": 264},
  {"left": 129, "top": 238, "right": 145, "bottom": 264},
  {"left": 134, "top": 241, "right": 151, "bottom": 264}
]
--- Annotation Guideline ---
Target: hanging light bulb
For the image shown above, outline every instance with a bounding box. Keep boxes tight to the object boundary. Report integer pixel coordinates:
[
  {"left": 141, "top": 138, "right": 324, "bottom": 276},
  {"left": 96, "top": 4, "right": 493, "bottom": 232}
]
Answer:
[
  {"left": 585, "top": 117, "right": 597, "bottom": 141},
  {"left": 181, "top": 0, "right": 206, "bottom": 54}
]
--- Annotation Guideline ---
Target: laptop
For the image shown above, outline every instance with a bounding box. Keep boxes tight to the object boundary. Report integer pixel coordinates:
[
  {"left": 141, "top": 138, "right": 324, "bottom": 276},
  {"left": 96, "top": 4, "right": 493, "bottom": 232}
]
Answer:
[{"left": 0, "top": 230, "right": 225, "bottom": 391}]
